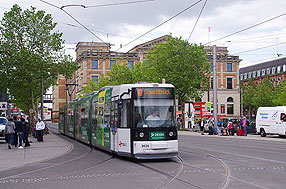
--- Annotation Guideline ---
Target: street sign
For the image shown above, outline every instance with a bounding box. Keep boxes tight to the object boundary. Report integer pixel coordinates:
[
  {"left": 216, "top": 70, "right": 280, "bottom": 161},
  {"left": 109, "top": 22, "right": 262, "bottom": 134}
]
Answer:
[{"left": 0, "top": 102, "right": 7, "bottom": 110}]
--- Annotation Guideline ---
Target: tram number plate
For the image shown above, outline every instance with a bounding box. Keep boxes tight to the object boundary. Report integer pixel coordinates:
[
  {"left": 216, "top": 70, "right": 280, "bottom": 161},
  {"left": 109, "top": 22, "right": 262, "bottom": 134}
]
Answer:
[{"left": 149, "top": 131, "right": 166, "bottom": 140}]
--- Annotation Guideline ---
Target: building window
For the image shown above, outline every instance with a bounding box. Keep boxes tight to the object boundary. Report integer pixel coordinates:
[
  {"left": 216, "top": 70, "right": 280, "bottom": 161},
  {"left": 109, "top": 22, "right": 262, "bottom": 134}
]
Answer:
[
  {"left": 91, "top": 76, "right": 98, "bottom": 83},
  {"left": 227, "top": 104, "right": 234, "bottom": 114},
  {"left": 283, "top": 65, "right": 286, "bottom": 72},
  {"left": 221, "top": 104, "right": 225, "bottom": 114},
  {"left": 262, "top": 69, "right": 265, "bottom": 76},
  {"left": 277, "top": 66, "right": 281, "bottom": 73},
  {"left": 244, "top": 73, "right": 247, "bottom": 80},
  {"left": 257, "top": 70, "right": 261, "bottom": 77},
  {"left": 128, "top": 61, "right": 134, "bottom": 69},
  {"left": 92, "top": 60, "right": 98, "bottom": 69},
  {"left": 272, "top": 67, "right": 276, "bottom": 75},
  {"left": 253, "top": 71, "right": 256, "bottom": 78},
  {"left": 227, "top": 78, "right": 233, "bottom": 89},
  {"left": 248, "top": 72, "right": 252, "bottom": 79},
  {"left": 227, "top": 63, "right": 232, "bottom": 72},
  {"left": 267, "top": 68, "right": 270, "bottom": 75},
  {"left": 110, "top": 60, "right": 115, "bottom": 69},
  {"left": 227, "top": 97, "right": 233, "bottom": 102},
  {"left": 240, "top": 74, "right": 243, "bottom": 80}
]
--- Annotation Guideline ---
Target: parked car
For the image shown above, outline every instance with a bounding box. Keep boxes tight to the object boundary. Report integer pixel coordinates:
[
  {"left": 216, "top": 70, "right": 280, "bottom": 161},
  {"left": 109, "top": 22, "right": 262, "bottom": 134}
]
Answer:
[
  {"left": 0, "top": 117, "right": 8, "bottom": 141},
  {"left": 230, "top": 118, "right": 257, "bottom": 134}
]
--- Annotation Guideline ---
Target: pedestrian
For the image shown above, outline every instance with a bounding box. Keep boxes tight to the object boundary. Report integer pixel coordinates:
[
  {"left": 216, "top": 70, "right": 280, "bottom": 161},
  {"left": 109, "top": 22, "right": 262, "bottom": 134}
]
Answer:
[
  {"left": 36, "top": 118, "right": 45, "bottom": 142},
  {"left": 227, "top": 119, "right": 233, "bottom": 136},
  {"left": 217, "top": 119, "right": 222, "bottom": 135},
  {"left": 4, "top": 118, "right": 15, "bottom": 149},
  {"left": 15, "top": 117, "right": 25, "bottom": 149},
  {"left": 13, "top": 116, "right": 18, "bottom": 147},
  {"left": 243, "top": 116, "right": 247, "bottom": 136},
  {"left": 199, "top": 118, "right": 204, "bottom": 135},
  {"left": 22, "top": 118, "right": 31, "bottom": 147}
]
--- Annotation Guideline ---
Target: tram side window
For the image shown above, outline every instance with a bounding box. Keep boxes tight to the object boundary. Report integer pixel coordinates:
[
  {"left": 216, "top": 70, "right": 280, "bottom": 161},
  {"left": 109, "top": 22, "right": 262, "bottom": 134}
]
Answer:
[
  {"left": 110, "top": 100, "right": 118, "bottom": 127},
  {"left": 92, "top": 101, "right": 97, "bottom": 127},
  {"left": 120, "top": 100, "right": 129, "bottom": 128},
  {"left": 75, "top": 105, "right": 81, "bottom": 127},
  {"left": 104, "top": 101, "right": 111, "bottom": 128},
  {"left": 81, "top": 107, "right": 88, "bottom": 126}
]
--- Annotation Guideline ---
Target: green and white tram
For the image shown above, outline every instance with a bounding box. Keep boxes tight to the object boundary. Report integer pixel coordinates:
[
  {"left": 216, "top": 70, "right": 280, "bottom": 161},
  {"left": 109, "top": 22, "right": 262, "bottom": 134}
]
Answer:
[{"left": 59, "top": 83, "right": 178, "bottom": 159}]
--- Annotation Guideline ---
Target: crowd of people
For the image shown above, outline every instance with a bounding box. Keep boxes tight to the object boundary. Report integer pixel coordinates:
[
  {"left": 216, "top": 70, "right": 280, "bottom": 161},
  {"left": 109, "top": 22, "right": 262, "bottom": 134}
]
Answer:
[
  {"left": 4, "top": 117, "right": 46, "bottom": 149},
  {"left": 198, "top": 116, "right": 248, "bottom": 136}
]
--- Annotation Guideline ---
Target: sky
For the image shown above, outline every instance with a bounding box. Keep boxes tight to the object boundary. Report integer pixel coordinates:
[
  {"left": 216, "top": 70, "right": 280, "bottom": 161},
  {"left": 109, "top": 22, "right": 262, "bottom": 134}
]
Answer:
[{"left": 1, "top": 0, "right": 286, "bottom": 68}]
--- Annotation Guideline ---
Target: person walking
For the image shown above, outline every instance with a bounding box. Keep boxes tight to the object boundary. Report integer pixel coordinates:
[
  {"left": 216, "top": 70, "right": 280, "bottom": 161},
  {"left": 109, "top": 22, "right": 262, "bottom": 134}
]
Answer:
[
  {"left": 227, "top": 119, "right": 233, "bottom": 136},
  {"left": 13, "top": 116, "right": 18, "bottom": 147},
  {"left": 4, "top": 118, "right": 15, "bottom": 149},
  {"left": 199, "top": 118, "right": 205, "bottom": 135},
  {"left": 22, "top": 118, "right": 31, "bottom": 147},
  {"left": 15, "top": 117, "right": 25, "bottom": 149},
  {"left": 243, "top": 117, "right": 247, "bottom": 136},
  {"left": 36, "top": 118, "right": 45, "bottom": 142}
]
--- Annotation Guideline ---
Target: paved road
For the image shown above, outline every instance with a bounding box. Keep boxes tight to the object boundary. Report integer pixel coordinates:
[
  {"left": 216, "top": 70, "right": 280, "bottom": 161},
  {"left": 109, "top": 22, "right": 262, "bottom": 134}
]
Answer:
[{"left": 0, "top": 125, "right": 285, "bottom": 189}]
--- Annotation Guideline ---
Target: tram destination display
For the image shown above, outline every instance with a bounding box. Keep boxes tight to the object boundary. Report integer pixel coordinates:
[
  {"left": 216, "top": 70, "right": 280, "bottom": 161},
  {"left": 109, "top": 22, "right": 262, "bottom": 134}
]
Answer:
[{"left": 133, "top": 88, "right": 174, "bottom": 99}]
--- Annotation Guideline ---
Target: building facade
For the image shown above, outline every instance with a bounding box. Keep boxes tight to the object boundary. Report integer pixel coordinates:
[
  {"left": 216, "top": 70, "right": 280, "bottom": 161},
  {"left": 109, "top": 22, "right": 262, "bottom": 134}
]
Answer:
[
  {"left": 52, "top": 42, "right": 140, "bottom": 122},
  {"left": 52, "top": 37, "right": 242, "bottom": 122},
  {"left": 201, "top": 46, "right": 241, "bottom": 118},
  {"left": 239, "top": 57, "right": 286, "bottom": 86}
]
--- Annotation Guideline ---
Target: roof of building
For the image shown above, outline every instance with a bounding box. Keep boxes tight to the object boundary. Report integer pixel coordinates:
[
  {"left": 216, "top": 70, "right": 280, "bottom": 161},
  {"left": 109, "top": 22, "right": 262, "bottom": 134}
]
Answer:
[{"left": 240, "top": 57, "right": 286, "bottom": 74}]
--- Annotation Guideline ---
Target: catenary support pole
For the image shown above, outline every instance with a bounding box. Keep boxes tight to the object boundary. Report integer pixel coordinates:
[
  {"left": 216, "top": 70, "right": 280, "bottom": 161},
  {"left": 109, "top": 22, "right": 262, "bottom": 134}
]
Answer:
[{"left": 213, "top": 45, "right": 218, "bottom": 128}]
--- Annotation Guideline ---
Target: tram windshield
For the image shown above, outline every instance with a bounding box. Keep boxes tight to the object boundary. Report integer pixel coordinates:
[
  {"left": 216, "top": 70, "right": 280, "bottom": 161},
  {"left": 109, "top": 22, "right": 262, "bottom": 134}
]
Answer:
[{"left": 134, "top": 99, "right": 175, "bottom": 128}]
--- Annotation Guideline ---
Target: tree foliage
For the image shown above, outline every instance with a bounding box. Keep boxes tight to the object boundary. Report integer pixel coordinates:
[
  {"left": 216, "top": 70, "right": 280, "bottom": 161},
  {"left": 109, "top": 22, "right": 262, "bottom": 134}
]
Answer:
[
  {"left": 144, "top": 35, "right": 210, "bottom": 106},
  {"left": 81, "top": 35, "right": 210, "bottom": 105},
  {"left": 0, "top": 4, "right": 78, "bottom": 113},
  {"left": 273, "top": 80, "right": 286, "bottom": 106}
]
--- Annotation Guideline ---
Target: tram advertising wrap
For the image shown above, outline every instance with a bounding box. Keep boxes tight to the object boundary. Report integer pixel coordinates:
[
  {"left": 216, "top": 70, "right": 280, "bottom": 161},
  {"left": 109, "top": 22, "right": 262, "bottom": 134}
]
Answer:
[{"left": 59, "top": 83, "right": 178, "bottom": 159}]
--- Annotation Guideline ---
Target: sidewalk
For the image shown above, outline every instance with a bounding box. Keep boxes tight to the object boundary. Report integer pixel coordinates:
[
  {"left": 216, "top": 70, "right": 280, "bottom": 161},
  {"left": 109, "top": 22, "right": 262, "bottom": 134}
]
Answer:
[
  {"left": 179, "top": 130, "right": 286, "bottom": 142},
  {"left": 0, "top": 125, "right": 73, "bottom": 172}
]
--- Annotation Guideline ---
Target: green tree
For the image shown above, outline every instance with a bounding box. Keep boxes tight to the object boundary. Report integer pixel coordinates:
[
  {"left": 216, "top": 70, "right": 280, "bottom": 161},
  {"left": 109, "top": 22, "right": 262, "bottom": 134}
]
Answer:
[
  {"left": 255, "top": 77, "right": 275, "bottom": 107},
  {"left": 145, "top": 35, "right": 209, "bottom": 128},
  {"left": 273, "top": 79, "right": 286, "bottom": 106},
  {"left": 0, "top": 5, "right": 78, "bottom": 115},
  {"left": 241, "top": 78, "right": 257, "bottom": 118}
]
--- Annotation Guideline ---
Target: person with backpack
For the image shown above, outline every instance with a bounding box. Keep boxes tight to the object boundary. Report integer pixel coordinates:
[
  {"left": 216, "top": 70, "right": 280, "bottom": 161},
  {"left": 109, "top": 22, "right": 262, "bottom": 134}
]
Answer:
[
  {"left": 4, "top": 118, "right": 15, "bottom": 149},
  {"left": 15, "top": 117, "right": 25, "bottom": 149},
  {"left": 22, "top": 118, "right": 31, "bottom": 147}
]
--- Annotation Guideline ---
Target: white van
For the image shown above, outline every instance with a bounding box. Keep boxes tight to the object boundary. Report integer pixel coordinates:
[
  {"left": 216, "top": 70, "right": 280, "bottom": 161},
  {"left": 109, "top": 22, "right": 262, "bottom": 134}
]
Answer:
[{"left": 256, "top": 107, "right": 286, "bottom": 137}]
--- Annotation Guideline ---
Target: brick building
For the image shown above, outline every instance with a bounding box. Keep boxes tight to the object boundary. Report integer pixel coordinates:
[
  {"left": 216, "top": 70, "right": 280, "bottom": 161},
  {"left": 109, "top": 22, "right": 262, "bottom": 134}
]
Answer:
[
  {"left": 52, "top": 42, "right": 139, "bottom": 121},
  {"left": 201, "top": 46, "right": 241, "bottom": 118},
  {"left": 239, "top": 57, "right": 286, "bottom": 86}
]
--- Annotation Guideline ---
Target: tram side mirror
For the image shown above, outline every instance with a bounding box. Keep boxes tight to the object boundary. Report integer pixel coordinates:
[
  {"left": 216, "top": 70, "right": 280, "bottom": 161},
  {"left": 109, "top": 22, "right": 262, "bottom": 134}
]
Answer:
[{"left": 118, "top": 100, "right": 123, "bottom": 109}]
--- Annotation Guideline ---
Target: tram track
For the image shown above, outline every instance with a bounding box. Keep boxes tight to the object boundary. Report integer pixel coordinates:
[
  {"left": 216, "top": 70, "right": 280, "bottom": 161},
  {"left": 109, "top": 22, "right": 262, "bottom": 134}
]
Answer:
[
  {"left": 179, "top": 145, "right": 272, "bottom": 189},
  {"left": 134, "top": 156, "right": 203, "bottom": 189},
  {"left": 1, "top": 148, "right": 115, "bottom": 189}
]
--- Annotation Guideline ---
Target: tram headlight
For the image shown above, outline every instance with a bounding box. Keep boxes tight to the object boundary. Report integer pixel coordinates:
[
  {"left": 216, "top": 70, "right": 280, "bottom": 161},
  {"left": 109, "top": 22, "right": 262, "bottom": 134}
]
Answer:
[
  {"left": 139, "top": 132, "right": 144, "bottom": 138},
  {"left": 169, "top": 131, "right": 174, "bottom": 137}
]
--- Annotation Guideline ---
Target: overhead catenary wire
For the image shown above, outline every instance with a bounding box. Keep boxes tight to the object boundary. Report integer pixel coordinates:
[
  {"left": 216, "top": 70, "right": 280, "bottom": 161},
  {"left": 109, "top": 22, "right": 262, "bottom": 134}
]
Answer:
[
  {"left": 204, "top": 11, "right": 286, "bottom": 46},
  {"left": 115, "top": 0, "right": 203, "bottom": 52},
  {"left": 231, "top": 41, "right": 286, "bottom": 55},
  {"left": 39, "top": 0, "right": 108, "bottom": 45}
]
